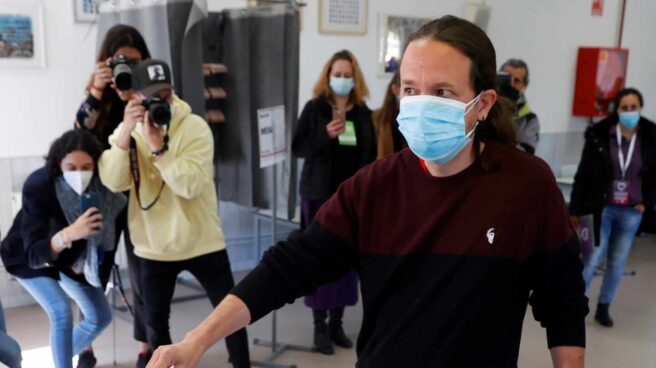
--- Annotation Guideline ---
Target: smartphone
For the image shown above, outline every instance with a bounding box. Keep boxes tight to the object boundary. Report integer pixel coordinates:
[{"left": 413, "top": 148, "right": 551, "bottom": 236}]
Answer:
[
  {"left": 80, "top": 192, "right": 100, "bottom": 213},
  {"left": 332, "top": 106, "right": 346, "bottom": 123}
]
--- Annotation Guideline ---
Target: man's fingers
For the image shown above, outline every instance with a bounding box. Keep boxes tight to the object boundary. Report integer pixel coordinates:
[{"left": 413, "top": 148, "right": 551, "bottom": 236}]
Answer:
[{"left": 148, "top": 347, "right": 179, "bottom": 368}]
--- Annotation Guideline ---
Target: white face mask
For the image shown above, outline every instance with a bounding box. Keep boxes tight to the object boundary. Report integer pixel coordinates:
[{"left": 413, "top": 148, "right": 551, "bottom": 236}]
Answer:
[{"left": 63, "top": 171, "right": 93, "bottom": 195}]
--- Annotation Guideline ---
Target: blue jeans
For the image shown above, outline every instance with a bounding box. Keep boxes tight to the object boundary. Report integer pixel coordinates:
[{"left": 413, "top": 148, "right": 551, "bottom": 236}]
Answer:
[
  {"left": 582, "top": 205, "right": 642, "bottom": 304},
  {"left": 0, "top": 300, "right": 22, "bottom": 368},
  {"left": 17, "top": 273, "right": 112, "bottom": 368}
]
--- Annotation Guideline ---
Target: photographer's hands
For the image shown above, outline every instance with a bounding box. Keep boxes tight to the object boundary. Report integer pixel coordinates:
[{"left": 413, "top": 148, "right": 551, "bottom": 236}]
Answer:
[
  {"left": 116, "top": 96, "right": 146, "bottom": 150},
  {"left": 143, "top": 110, "right": 167, "bottom": 154},
  {"left": 90, "top": 58, "right": 113, "bottom": 100},
  {"left": 116, "top": 96, "right": 167, "bottom": 154}
]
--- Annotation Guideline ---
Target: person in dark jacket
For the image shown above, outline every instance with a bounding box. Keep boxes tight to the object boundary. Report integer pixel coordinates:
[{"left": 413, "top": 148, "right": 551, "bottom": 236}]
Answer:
[
  {"left": 0, "top": 130, "right": 126, "bottom": 368},
  {"left": 570, "top": 87, "right": 656, "bottom": 328},
  {"left": 74, "top": 24, "right": 152, "bottom": 367},
  {"left": 291, "top": 49, "right": 376, "bottom": 354}
]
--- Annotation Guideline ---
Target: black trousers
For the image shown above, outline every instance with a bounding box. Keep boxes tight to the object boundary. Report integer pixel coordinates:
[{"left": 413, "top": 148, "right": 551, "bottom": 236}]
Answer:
[
  {"left": 98, "top": 208, "right": 148, "bottom": 343},
  {"left": 140, "top": 249, "right": 250, "bottom": 367}
]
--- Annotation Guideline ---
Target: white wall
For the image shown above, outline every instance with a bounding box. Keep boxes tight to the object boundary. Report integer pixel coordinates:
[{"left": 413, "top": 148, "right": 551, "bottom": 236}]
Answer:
[
  {"left": 1, "top": 0, "right": 654, "bottom": 158},
  {"left": 623, "top": 0, "right": 656, "bottom": 119},
  {"left": 297, "top": 0, "right": 650, "bottom": 135},
  {"left": 0, "top": 0, "right": 97, "bottom": 158}
]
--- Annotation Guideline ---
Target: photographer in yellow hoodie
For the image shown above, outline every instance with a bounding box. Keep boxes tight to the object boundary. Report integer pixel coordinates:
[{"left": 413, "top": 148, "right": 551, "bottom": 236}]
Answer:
[{"left": 99, "top": 60, "right": 251, "bottom": 368}]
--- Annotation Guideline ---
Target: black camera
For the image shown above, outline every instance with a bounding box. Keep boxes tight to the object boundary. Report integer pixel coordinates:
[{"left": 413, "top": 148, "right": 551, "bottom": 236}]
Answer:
[
  {"left": 143, "top": 95, "right": 171, "bottom": 128},
  {"left": 108, "top": 54, "right": 134, "bottom": 91},
  {"left": 496, "top": 72, "right": 520, "bottom": 104}
]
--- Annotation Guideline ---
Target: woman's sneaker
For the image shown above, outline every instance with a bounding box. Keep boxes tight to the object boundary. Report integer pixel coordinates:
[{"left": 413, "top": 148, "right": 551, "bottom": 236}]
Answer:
[{"left": 76, "top": 351, "right": 97, "bottom": 368}]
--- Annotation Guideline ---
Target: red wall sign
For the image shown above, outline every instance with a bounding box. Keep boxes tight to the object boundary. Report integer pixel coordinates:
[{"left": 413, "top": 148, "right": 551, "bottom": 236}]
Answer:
[{"left": 592, "top": 0, "right": 604, "bottom": 16}]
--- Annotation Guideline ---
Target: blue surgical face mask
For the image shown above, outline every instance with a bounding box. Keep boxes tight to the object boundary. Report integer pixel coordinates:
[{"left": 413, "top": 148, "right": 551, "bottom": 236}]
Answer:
[
  {"left": 330, "top": 76, "right": 354, "bottom": 97},
  {"left": 397, "top": 94, "right": 481, "bottom": 165},
  {"left": 618, "top": 111, "right": 640, "bottom": 129}
]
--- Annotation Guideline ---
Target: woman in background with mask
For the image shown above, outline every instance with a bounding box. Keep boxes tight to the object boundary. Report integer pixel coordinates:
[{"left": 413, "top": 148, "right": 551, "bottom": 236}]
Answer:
[
  {"left": 0, "top": 130, "right": 126, "bottom": 368},
  {"left": 291, "top": 49, "right": 376, "bottom": 354},
  {"left": 570, "top": 87, "right": 656, "bottom": 328},
  {"left": 372, "top": 71, "right": 406, "bottom": 159}
]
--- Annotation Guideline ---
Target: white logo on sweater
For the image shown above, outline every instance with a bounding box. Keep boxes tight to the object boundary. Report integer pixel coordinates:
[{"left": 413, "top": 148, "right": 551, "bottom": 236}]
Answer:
[{"left": 486, "top": 228, "right": 495, "bottom": 245}]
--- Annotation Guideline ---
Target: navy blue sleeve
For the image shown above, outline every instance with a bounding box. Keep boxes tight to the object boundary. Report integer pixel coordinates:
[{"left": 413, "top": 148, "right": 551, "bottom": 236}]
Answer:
[{"left": 20, "top": 174, "right": 58, "bottom": 269}]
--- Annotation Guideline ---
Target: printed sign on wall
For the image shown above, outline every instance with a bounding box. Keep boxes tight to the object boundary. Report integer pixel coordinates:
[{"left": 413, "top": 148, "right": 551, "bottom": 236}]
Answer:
[
  {"left": 257, "top": 105, "right": 287, "bottom": 168},
  {"left": 592, "top": 0, "right": 603, "bottom": 16}
]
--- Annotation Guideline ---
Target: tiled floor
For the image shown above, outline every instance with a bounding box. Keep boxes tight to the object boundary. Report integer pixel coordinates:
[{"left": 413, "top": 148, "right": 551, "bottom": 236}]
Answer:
[{"left": 4, "top": 236, "right": 656, "bottom": 368}]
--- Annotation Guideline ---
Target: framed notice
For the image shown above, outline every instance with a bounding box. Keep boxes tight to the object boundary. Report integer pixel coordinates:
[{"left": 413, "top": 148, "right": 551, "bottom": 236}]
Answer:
[
  {"left": 319, "top": 0, "right": 367, "bottom": 35},
  {"left": 74, "top": 0, "right": 99, "bottom": 23},
  {"left": 257, "top": 105, "right": 287, "bottom": 168},
  {"left": 378, "top": 14, "right": 430, "bottom": 73},
  {"left": 0, "top": 2, "right": 46, "bottom": 68}
]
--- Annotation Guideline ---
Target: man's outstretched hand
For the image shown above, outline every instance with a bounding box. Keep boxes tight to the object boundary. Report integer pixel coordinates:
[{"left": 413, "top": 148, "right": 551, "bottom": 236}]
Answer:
[{"left": 146, "top": 340, "right": 202, "bottom": 368}]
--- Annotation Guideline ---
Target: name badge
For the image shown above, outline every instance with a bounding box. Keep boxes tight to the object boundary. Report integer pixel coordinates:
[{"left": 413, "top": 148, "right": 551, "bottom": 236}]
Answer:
[
  {"left": 338, "top": 120, "right": 357, "bottom": 146},
  {"left": 612, "top": 180, "right": 630, "bottom": 205}
]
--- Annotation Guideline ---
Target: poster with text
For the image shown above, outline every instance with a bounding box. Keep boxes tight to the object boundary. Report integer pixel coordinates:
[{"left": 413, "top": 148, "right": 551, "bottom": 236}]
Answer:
[{"left": 257, "top": 105, "right": 287, "bottom": 168}]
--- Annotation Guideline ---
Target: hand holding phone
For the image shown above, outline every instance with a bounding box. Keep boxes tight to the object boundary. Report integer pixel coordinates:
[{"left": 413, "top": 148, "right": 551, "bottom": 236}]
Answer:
[
  {"left": 80, "top": 192, "right": 100, "bottom": 213},
  {"left": 63, "top": 193, "right": 103, "bottom": 242}
]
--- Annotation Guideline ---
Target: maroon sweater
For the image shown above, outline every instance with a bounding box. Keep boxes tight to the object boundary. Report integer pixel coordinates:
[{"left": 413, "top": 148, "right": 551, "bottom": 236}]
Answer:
[{"left": 232, "top": 142, "right": 588, "bottom": 367}]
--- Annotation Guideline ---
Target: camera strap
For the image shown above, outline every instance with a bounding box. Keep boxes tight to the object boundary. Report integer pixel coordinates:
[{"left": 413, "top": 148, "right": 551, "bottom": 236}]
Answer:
[{"left": 129, "top": 137, "right": 165, "bottom": 211}]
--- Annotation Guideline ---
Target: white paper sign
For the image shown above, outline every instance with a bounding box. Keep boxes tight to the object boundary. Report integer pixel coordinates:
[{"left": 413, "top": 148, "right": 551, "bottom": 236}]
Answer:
[{"left": 257, "top": 105, "right": 287, "bottom": 168}]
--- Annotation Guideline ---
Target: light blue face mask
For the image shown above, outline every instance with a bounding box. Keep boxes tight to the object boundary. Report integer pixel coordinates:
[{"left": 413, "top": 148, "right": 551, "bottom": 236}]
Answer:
[
  {"left": 397, "top": 94, "right": 481, "bottom": 165},
  {"left": 330, "top": 76, "right": 354, "bottom": 97},
  {"left": 618, "top": 111, "right": 640, "bottom": 129}
]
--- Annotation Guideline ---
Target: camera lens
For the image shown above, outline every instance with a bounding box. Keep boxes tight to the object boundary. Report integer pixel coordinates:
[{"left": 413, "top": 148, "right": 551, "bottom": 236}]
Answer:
[
  {"left": 143, "top": 96, "right": 171, "bottom": 127},
  {"left": 149, "top": 103, "right": 171, "bottom": 127},
  {"left": 113, "top": 63, "right": 132, "bottom": 91}
]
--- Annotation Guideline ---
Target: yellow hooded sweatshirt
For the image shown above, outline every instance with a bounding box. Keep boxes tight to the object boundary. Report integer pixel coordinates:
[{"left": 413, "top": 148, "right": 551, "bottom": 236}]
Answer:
[{"left": 99, "top": 95, "right": 225, "bottom": 261}]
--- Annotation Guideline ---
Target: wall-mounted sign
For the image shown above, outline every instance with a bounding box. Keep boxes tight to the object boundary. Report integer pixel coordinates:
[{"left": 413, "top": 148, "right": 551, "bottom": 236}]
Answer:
[{"left": 592, "top": 0, "right": 603, "bottom": 16}]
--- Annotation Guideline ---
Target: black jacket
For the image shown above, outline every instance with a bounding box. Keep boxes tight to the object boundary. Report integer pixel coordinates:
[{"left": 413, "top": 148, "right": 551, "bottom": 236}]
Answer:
[
  {"left": 292, "top": 96, "right": 377, "bottom": 200},
  {"left": 0, "top": 168, "right": 87, "bottom": 280},
  {"left": 570, "top": 115, "right": 656, "bottom": 244}
]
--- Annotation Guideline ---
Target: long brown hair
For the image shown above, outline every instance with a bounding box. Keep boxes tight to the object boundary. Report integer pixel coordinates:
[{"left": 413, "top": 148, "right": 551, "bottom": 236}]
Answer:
[
  {"left": 313, "top": 50, "right": 369, "bottom": 106},
  {"left": 89, "top": 25, "right": 151, "bottom": 133},
  {"left": 380, "top": 71, "right": 400, "bottom": 132},
  {"left": 404, "top": 15, "right": 516, "bottom": 164}
]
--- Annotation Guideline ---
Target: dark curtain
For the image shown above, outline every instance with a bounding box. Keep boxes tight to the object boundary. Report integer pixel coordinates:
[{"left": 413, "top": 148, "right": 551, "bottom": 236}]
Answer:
[{"left": 203, "top": 5, "right": 300, "bottom": 220}]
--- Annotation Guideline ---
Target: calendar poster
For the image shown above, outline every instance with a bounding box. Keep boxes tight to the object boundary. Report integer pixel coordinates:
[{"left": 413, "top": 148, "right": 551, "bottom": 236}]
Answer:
[{"left": 319, "top": 0, "right": 368, "bottom": 35}]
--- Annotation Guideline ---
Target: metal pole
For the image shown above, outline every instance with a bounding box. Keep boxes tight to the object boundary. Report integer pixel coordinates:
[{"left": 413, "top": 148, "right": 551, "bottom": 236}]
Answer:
[{"left": 271, "top": 163, "right": 278, "bottom": 351}]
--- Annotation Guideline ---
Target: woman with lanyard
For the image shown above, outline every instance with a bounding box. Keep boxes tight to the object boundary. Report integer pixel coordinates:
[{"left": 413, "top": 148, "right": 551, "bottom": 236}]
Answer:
[{"left": 570, "top": 87, "right": 656, "bottom": 328}]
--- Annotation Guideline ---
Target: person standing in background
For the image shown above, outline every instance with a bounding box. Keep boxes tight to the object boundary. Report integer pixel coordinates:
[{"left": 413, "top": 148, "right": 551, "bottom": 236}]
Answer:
[
  {"left": 501, "top": 58, "right": 540, "bottom": 154},
  {"left": 570, "top": 87, "right": 656, "bottom": 328},
  {"left": 292, "top": 49, "right": 376, "bottom": 354},
  {"left": 372, "top": 72, "right": 406, "bottom": 159},
  {"left": 74, "top": 24, "right": 152, "bottom": 368}
]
